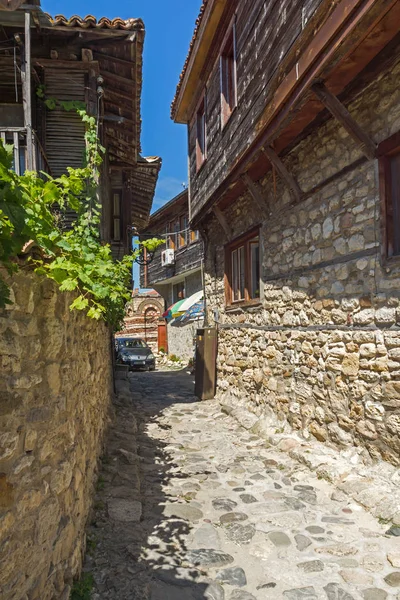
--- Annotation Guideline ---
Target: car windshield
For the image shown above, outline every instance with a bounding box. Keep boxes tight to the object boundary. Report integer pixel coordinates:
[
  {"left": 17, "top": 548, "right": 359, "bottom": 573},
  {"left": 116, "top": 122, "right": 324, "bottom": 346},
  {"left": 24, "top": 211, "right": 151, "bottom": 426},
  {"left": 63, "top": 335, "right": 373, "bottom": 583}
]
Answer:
[{"left": 121, "top": 339, "right": 147, "bottom": 349}]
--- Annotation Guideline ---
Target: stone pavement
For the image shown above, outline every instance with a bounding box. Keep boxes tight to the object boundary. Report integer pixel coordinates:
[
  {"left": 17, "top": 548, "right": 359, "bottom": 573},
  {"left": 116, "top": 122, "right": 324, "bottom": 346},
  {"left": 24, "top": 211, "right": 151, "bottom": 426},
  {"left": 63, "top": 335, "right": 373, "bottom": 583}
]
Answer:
[{"left": 86, "top": 369, "right": 400, "bottom": 600}]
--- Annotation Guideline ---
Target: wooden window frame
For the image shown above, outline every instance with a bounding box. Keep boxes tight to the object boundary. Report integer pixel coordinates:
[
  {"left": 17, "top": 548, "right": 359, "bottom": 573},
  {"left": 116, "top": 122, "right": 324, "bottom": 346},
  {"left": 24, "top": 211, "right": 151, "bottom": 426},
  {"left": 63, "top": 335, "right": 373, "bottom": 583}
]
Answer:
[
  {"left": 224, "top": 226, "right": 261, "bottom": 307},
  {"left": 190, "top": 229, "right": 199, "bottom": 243},
  {"left": 111, "top": 190, "right": 122, "bottom": 242},
  {"left": 378, "top": 131, "right": 400, "bottom": 263},
  {"left": 220, "top": 17, "right": 237, "bottom": 129},
  {"left": 196, "top": 92, "right": 207, "bottom": 171},
  {"left": 179, "top": 214, "right": 189, "bottom": 248}
]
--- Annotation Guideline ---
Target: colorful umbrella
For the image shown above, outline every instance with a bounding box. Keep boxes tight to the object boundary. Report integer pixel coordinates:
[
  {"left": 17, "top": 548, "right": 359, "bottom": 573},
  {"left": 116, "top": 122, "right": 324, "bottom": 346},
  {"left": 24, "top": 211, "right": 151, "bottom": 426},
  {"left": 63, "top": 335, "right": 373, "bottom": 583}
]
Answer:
[
  {"left": 176, "top": 300, "right": 204, "bottom": 324},
  {"left": 178, "top": 290, "right": 204, "bottom": 313},
  {"left": 162, "top": 298, "right": 186, "bottom": 320}
]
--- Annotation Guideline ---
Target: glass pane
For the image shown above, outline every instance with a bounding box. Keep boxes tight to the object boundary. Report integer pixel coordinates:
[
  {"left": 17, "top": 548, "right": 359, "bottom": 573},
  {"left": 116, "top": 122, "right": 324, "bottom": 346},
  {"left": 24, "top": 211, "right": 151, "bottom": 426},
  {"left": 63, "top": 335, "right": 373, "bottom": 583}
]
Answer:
[
  {"left": 114, "top": 218, "right": 121, "bottom": 241},
  {"left": 239, "top": 246, "right": 245, "bottom": 300},
  {"left": 232, "top": 249, "right": 238, "bottom": 302},
  {"left": 390, "top": 153, "right": 400, "bottom": 255},
  {"left": 113, "top": 193, "right": 121, "bottom": 216},
  {"left": 250, "top": 241, "right": 260, "bottom": 298}
]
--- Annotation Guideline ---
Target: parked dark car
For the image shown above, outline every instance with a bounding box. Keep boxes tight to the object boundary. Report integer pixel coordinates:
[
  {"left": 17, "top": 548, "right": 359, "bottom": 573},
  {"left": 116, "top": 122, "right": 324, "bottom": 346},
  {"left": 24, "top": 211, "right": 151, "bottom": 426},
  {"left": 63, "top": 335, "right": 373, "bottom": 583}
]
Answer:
[{"left": 115, "top": 338, "right": 156, "bottom": 371}]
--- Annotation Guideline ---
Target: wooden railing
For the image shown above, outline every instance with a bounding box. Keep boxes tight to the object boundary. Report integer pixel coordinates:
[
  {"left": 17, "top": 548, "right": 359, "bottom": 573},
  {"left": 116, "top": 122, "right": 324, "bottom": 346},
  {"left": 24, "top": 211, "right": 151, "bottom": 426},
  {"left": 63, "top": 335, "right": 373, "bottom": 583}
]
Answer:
[{"left": 0, "top": 127, "right": 51, "bottom": 177}]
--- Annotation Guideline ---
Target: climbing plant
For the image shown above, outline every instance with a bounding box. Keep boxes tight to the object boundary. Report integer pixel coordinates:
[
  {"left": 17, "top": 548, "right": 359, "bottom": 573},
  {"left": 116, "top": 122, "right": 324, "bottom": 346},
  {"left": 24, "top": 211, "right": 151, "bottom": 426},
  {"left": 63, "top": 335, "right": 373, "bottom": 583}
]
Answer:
[{"left": 0, "top": 110, "right": 163, "bottom": 328}]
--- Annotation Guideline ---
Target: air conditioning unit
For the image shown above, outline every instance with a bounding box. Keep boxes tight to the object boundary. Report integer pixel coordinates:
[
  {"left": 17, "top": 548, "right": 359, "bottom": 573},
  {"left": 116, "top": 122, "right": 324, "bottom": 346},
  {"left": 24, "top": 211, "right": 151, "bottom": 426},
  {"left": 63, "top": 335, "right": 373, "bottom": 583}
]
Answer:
[{"left": 161, "top": 249, "right": 175, "bottom": 266}]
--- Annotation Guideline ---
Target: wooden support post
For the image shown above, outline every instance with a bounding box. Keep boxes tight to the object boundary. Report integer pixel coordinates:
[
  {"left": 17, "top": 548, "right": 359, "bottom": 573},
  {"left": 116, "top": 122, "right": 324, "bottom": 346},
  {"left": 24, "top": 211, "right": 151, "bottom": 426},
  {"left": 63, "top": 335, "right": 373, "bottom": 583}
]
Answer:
[
  {"left": 13, "top": 131, "right": 20, "bottom": 175},
  {"left": 312, "top": 82, "right": 376, "bottom": 160},
  {"left": 261, "top": 146, "right": 302, "bottom": 202},
  {"left": 213, "top": 205, "right": 232, "bottom": 239},
  {"left": 241, "top": 172, "right": 267, "bottom": 211},
  {"left": 21, "top": 11, "right": 34, "bottom": 171}
]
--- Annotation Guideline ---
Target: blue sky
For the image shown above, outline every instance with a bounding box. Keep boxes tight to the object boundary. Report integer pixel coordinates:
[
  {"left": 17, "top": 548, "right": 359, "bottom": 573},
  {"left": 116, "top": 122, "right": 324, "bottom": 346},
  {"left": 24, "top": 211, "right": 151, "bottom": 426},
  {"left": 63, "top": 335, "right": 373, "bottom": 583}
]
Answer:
[{"left": 41, "top": 0, "right": 200, "bottom": 212}]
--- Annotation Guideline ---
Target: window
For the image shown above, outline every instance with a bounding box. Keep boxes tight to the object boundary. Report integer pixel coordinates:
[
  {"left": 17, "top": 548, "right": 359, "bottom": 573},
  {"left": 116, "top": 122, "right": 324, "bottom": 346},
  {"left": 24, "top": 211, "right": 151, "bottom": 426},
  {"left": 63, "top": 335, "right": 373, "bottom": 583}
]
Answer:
[
  {"left": 190, "top": 229, "right": 199, "bottom": 243},
  {"left": 196, "top": 95, "right": 207, "bottom": 170},
  {"left": 379, "top": 132, "right": 400, "bottom": 259},
  {"left": 179, "top": 215, "right": 189, "bottom": 248},
  {"left": 225, "top": 229, "right": 260, "bottom": 305},
  {"left": 220, "top": 22, "right": 237, "bottom": 128},
  {"left": 112, "top": 191, "right": 122, "bottom": 242},
  {"left": 173, "top": 281, "right": 185, "bottom": 302}
]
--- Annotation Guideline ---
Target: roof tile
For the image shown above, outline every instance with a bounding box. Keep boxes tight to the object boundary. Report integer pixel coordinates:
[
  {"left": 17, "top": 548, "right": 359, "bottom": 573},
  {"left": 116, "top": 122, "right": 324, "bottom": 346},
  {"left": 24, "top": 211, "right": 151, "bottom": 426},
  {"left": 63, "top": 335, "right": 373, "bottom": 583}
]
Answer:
[{"left": 47, "top": 13, "right": 144, "bottom": 31}]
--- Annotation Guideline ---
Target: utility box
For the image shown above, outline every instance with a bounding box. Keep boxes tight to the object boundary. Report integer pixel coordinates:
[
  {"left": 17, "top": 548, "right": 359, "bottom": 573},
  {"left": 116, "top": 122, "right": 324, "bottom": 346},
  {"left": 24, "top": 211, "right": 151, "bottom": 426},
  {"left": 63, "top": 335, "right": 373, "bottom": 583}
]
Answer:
[{"left": 195, "top": 327, "right": 217, "bottom": 400}]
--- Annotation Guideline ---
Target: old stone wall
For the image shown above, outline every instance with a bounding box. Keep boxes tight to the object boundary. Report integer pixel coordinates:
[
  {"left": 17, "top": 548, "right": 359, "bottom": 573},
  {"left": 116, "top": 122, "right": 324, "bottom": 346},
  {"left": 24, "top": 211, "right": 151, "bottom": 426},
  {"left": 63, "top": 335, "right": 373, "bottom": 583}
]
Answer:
[
  {"left": 0, "top": 271, "right": 113, "bottom": 599},
  {"left": 203, "top": 56, "right": 400, "bottom": 466}
]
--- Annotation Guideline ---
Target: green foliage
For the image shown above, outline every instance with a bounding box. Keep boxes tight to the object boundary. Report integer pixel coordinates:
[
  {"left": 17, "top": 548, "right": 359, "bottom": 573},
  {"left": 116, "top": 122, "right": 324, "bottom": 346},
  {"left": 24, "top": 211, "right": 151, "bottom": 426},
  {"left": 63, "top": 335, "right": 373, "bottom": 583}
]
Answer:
[
  {"left": 169, "top": 354, "right": 180, "bottom": 363},
  {"left": 0, "top": 110, "right": 163, "bottom": 326},
  {"left": 70, "top": 573, "right": 93, "bottom": 600}
]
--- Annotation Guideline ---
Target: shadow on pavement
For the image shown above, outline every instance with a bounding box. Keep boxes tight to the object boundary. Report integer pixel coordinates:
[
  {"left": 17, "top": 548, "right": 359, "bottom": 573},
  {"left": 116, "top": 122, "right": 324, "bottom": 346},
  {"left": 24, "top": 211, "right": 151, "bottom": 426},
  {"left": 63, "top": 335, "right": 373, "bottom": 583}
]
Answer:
[{"left": 86, "top": 368, "right": 224, "bottom": 600}]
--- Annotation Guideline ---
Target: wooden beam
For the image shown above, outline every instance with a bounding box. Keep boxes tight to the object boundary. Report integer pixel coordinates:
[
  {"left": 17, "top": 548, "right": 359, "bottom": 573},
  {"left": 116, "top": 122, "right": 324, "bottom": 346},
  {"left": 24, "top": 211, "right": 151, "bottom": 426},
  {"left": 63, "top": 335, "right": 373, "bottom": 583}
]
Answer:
[
  {"left": 22, "top": 11, "right": 33, "bottom": 171},
  {"left": 34, "top": 59, "right": 99, "bottom": 71},
  {"left": 93, "top": 51, "right": 136, "bottom": 68},
  {"left": 102, "top": 69, "right": 135, "bottom": 87},
  {"left": 213, "top": 205, "right": 232, "bottom": 239},
  {"left": 312, "top": 82, "right": 376, "bottom": 160},
  {"left": 261, "top": 146, "right": 302, "bottom": 202},
  {"left": 241, "top": 172, "right": 267, "bottom": 211}
]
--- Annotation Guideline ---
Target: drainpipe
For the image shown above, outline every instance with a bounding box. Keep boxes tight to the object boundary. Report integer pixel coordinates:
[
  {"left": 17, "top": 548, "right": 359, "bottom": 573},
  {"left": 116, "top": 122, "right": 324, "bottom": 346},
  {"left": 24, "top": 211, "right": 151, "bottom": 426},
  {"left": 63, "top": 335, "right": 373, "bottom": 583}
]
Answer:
[{"left": 22, "top": 10, "right": 34, "bottom": 171}]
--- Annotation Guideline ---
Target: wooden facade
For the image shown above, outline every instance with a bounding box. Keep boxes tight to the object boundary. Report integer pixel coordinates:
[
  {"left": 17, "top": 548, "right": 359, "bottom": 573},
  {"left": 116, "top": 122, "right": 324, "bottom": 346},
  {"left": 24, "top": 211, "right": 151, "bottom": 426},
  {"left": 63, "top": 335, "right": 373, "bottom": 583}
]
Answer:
[
  {"left": 172, "top": 0, "right": 400, "bottom": 463},
  {"left": 139, "top": 190, "right": 203, "bottom": 298},
  {"left": 173, "top": 0, "right": 400, "bottom": 226},
  {"left": 0, "top": 2, "right": 161, "bottom": 257}
]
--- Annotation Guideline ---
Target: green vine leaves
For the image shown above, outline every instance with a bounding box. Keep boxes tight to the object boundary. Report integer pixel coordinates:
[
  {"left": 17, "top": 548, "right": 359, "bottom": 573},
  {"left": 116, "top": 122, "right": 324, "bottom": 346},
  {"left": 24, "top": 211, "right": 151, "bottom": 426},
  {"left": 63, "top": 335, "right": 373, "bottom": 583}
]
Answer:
[{"left": 0, "top": 111, "right": 163, "bottom": 328}]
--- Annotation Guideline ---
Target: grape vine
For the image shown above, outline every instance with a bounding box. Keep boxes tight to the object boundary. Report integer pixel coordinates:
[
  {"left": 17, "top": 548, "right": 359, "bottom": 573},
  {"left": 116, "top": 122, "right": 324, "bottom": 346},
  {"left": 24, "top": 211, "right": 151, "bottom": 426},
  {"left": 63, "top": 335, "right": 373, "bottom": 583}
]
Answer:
[{"left": 0, "top": 110, "right": 162, "bottom": 328}]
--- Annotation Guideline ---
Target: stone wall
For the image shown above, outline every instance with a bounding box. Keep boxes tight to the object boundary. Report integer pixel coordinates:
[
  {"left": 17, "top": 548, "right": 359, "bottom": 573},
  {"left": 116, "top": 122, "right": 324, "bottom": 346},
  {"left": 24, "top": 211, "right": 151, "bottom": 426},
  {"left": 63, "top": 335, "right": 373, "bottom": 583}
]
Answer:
[
  {"left": 203, "top": 56, "right": 400, "bottom": 466},
  {"left": 0, "top": 270, "right": 113, "bottom": 599},
  {"left": 119, "top": 290, "right": 163, "bottom": 352}
]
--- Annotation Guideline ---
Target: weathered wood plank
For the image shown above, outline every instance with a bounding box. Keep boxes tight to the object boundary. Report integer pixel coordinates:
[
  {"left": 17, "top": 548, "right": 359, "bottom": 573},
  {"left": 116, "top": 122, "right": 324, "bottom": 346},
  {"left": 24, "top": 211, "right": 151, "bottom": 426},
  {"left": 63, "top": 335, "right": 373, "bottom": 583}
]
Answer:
[
  {"left": 213, "top": 205, "right": 232, "bottom": 239},
  {"left": 241, "top": 172, "right": 267, "bottom": 211},
  {"left": 261, "top": 146, "right": 302, "bottom": 202},
  {"left": 311, "top": 82, "right": 377, "bottom": 160}
]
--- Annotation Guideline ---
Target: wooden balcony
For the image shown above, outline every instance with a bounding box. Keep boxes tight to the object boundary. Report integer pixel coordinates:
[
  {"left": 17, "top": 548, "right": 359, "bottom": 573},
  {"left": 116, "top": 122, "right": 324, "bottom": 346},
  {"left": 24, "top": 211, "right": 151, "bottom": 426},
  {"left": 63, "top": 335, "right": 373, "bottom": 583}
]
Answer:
[{"left": 0, "top": 127, "right": 51, "bottom": 177}]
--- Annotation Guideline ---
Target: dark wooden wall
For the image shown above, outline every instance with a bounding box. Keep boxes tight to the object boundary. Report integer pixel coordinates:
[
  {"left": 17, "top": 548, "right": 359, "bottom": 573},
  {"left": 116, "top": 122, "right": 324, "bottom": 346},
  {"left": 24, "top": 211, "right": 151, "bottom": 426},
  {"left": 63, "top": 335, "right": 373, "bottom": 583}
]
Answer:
[{"left": 188, "top": 0, "right": 323, "bottom": 220}]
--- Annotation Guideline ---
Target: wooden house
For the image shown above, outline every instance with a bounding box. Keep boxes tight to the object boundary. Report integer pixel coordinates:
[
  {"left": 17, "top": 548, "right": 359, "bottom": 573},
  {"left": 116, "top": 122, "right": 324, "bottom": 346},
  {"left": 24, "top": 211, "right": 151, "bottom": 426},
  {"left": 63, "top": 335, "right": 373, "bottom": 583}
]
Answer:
[
  {"left": 139, "top": 189, "right": 204, "bottom": 359},
  {"left": 0, "top": 1, "right": 161, "bottom": 257},
  {"left": 173, "top": 0, "right": 400, "bottom": 465}
]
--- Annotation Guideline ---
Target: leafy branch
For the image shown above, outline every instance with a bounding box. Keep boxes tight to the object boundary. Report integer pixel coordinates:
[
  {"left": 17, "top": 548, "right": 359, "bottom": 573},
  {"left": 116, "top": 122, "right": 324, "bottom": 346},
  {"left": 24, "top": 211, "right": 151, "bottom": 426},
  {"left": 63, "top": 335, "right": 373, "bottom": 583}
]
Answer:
[{"left": 0, "top": 110, "right": 163, "bottom": 328}]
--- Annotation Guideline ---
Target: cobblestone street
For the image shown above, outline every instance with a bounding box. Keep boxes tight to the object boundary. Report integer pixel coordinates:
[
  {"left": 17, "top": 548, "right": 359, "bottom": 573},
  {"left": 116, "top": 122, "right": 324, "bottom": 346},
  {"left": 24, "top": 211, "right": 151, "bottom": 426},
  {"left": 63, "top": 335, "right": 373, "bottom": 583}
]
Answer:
[{"left": 87, "top": 370, "right": 400, "bottom": 600}]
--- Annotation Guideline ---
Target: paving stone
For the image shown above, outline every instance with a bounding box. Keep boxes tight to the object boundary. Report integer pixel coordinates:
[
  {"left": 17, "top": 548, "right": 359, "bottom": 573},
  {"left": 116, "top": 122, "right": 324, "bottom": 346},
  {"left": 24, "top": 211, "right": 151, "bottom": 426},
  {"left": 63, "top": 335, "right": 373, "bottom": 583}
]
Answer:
[
  {"left": 192, "top": 524, "right": 221, "bottom": 550},
  {"left": 321, "top": 517, "right": 355, "bottom": 524},
  {"left": 250, "top": 473, "right": 266, "bottom": 480},
  {"left": 315, "top": 543, "right": 358, "bottom": 556},
  {"left": 297, "top": 560, "right": 324, "bottom": 573},
  {"left": 384, "top": 572, "right": 400, "bottom": 587},
  {"left": 184, "top": 549, "right": 234, "bottom": 568},
  {"left": 216, "top": 567, "right": 247, "bottom": 587},
  {"left": 388, "top": 553, "right": 400, "bottom": 568},
  {"left": 297, "top": 490, "right": 317, "bottom": 505},
  {"left": 164, "top": 503, "right": 204, "bottom": 521},
  {"left": 324, "top": 583, "right": 356, "bottom": 600},
  {"left": 225, "top": 523, "right": 256, "bottom": 545},
  {"left": 229, "top": 592, "right": 256, "bottom": 600},
  {"left": 294, "top": 485, "right": 314, "bottom": 491},
  {"left": 362, "top": 589, "right": 388, "bottom": 600},
  {"left": 232, "top": 488, "right": 245, "bottom": 492},
  {"left": 339, "top": 569, "right": 373, "bottom": 585},
  {"left": 268, "top": 531, "right": 291, "bottom": 547},
  {"left": 107, "top": 499, "right": 142, "bottom": 522},
  {"left": 220, "top": 512, "right": 248, "bottom": 524},
  {"left": 305, "top": 526, "right": 325, "bottom": 534},
  {"left": 212, "top": 498, "right": 238, "bottom": 512},
  {"left": 154, "top": 567, "right": 199, "bottom": 586},
  {"left": 239, "top": 494, "right": 258, "bottom": 504},
  {"left": 283, "top": 587, "right": 318, "bottom": 599},
  {"left": 295, "top": 534, "right": 312, "bottom": 551},
  {"left": 257, "top": 582, "right": 277, "bottom": 589},
  {"left": 386, "top": 526, "right": 400, "bottom": 536}
]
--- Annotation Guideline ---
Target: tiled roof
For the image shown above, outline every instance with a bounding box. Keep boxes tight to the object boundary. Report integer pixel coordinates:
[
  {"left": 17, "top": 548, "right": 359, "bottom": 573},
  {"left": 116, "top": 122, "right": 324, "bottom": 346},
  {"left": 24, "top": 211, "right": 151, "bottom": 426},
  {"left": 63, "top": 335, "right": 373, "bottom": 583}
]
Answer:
[
  {"left": 47, "top": 14, "right": 144, "bottom": 31},
  {"left": 171, "top": 0, "right": 208, "bottom": 119}
]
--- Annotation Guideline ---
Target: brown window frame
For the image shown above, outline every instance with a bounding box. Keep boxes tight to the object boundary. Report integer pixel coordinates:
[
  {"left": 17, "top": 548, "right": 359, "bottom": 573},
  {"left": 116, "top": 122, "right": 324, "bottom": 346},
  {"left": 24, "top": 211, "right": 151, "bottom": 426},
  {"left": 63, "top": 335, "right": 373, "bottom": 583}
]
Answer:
[
  {"left": 378, "top": 131, "right": 400, "bottom": 262},
  {"left": 224, "top": 226, "right": 261, "bottom": 307},
  {"left": 190, "top": 229, "right": 199, "bottom": 243},
  {"left": 111, "top": 190, "right": 122, "bottom": 242},
  {"left": 179, "top": 214, "right": 189, "bottom": 248},
  {"left": 196, "top": 93, "right": 207, "bottom": 171},
  {"left": 220, "top": 19, "right": 237, "bottom": 129}
]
